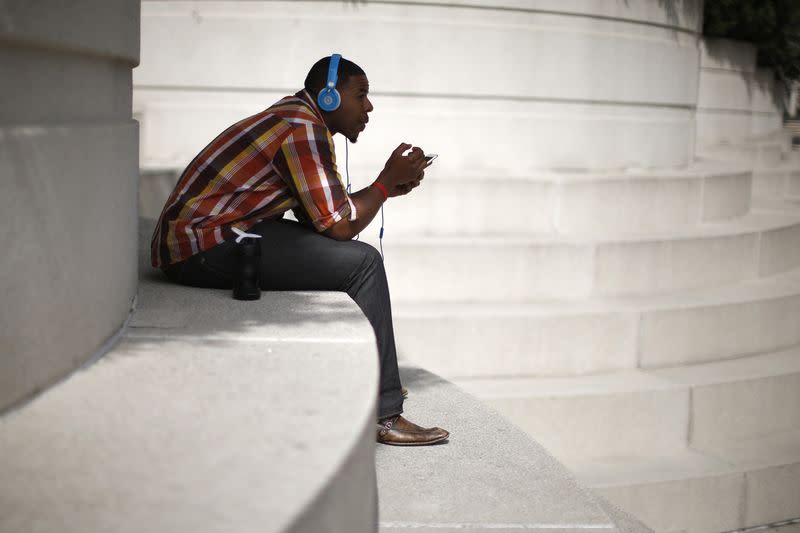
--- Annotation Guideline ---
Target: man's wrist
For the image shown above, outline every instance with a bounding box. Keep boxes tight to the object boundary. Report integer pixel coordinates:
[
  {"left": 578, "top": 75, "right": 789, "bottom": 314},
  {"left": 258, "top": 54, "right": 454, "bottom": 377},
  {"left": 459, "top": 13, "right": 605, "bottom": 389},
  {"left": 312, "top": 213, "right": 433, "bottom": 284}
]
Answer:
[{"left": 371, "top": 180, "right": 389, "bottom": 201}]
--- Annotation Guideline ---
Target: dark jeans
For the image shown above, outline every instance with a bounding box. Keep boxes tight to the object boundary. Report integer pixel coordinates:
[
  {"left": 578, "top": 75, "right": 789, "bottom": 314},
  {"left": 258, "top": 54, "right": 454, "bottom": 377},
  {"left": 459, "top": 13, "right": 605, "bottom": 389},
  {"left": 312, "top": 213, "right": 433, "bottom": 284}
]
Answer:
[{"left": 163, "top": 217, "right": 404, "bottom": 420}]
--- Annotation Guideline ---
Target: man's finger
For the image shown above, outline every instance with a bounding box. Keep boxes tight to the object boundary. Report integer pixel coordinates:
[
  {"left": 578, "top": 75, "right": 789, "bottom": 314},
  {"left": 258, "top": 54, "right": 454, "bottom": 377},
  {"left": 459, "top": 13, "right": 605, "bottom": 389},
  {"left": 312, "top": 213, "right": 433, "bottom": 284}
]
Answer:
[{"left": 393, "top": 143, "right": 412, "bottom": 157}]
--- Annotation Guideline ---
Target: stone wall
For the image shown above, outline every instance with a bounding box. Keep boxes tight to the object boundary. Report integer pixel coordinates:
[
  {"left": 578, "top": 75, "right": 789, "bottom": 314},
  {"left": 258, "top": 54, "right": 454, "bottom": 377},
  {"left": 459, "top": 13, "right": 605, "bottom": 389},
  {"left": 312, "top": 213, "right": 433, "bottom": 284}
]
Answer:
[
  {"left": 134, "top": 0, "right": 703, "bottom": 173},
  {"left": 0, "top": 1, "right": 141, "bottom": 412}
]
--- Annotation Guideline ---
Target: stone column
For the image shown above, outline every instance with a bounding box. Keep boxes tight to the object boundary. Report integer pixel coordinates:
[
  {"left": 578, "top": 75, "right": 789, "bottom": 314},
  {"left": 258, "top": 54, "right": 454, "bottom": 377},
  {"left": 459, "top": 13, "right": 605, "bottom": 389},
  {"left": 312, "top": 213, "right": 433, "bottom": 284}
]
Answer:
[{"left": 0, "top": 1, "right": 141, "bottom": 412}]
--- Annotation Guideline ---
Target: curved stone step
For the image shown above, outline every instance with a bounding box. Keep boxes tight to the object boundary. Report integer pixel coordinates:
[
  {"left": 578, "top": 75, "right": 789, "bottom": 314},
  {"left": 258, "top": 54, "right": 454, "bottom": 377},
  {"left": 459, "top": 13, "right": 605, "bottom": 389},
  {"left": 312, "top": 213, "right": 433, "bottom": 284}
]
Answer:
[
  {"left": 377, "top": 364, "right": 651, "bottom": 533},
  {"left": 394, "top": 267, "right": 800, "bottom": 376},
  {"left": 753, "top": 166, "right": 800, "bottom": 197},
  {"left": 453, "top": 347, "right": 800, "bottom": 463},
  {"left": 368, "top": 209, "right": 800, "bottom": 302},
  {"left": 360, "top": 161, "right": 752, "bottom": 236},
  {"left": 697, "top": 141, "right": 786, "bottom": 169},
  {"left": 0, "top": 222, "right": 382, "bottom": 533},
  {"left": 573, "top": 431, "right": 800, "bottom": 532}
]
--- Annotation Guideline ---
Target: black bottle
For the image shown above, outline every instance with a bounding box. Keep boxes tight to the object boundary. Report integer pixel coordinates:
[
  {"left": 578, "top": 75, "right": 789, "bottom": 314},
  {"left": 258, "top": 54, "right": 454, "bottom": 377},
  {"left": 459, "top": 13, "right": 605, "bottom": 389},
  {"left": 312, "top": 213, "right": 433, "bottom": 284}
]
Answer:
[{"left": 233, "top": 237, "right": 261, "bottom": 300}]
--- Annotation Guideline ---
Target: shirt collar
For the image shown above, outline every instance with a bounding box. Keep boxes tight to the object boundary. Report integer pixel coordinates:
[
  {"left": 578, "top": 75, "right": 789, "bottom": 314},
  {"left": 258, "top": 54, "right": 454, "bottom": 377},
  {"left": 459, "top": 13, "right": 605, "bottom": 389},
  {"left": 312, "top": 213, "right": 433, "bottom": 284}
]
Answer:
[{"left": 296, "top": 89, "right": 326, "bottom": 123}]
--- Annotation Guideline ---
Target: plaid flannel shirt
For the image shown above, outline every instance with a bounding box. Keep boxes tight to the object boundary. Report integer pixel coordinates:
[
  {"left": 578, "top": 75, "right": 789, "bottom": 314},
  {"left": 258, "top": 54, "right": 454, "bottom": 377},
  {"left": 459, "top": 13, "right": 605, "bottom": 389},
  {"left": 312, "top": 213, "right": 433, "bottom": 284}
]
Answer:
[{"left": 150, "top": 90, "right": 355, "bottom": 268}]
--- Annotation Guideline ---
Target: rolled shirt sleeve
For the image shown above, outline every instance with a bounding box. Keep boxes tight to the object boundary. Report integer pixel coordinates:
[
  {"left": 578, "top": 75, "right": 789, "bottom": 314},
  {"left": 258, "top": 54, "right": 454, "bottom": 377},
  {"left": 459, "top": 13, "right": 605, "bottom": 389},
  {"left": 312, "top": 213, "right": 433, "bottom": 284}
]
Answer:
[{"left": 273, "top": 122, "right": 352, "bottom": 232}]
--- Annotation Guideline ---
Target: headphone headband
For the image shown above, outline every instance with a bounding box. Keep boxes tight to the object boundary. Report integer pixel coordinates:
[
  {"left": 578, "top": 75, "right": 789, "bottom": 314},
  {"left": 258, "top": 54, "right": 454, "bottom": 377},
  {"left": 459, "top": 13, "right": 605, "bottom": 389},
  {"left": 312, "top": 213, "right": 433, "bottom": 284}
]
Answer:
[{"left": 327, "top": 53, "right": 342, "bottom": 89}]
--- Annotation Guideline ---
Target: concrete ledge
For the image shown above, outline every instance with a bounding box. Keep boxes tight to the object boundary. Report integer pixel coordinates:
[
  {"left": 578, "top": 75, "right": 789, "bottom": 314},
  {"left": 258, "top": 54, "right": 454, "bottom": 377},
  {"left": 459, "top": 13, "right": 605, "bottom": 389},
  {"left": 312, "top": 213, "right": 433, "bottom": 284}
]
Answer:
[{"left": 0, "top": 219, "right": 381, "bottom": 533}]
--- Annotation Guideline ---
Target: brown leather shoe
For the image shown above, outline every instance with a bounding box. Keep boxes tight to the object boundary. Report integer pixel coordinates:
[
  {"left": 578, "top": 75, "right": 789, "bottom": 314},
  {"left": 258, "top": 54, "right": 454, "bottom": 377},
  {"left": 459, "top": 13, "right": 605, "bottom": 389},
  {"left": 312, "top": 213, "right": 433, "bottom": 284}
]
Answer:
[
  {"left": 401, "top": 387, "right": 408, "bottom": 398},
  {"left": 376, "top": 415, "right": 449, "bottom": 446}
]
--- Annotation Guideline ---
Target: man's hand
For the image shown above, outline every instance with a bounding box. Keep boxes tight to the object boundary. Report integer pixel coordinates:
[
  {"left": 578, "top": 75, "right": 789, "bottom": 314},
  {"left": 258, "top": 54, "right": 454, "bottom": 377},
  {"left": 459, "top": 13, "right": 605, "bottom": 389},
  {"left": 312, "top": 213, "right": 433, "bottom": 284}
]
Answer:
[
  {"left": 378, "top": 143, "right": 428, "bottom": 189},
  {"left": 390, "top": 169, "right": 424, "bottom": 197}
]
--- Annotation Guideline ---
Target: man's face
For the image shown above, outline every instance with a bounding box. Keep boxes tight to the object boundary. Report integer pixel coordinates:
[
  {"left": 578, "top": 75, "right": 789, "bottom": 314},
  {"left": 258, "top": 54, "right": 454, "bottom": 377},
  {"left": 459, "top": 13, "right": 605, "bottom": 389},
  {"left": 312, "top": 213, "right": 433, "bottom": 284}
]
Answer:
[{"left": 326, "top": 74, "right": 373, "bottom": 143}]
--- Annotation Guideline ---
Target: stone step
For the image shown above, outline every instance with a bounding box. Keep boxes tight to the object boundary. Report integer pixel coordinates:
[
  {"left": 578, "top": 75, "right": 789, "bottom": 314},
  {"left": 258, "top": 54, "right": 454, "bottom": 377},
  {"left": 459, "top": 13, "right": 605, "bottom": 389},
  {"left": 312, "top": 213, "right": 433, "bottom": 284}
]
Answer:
[
  {"left": 572, "top": 430, "right": 800, "bottom": 532},
  {"left": 651, "top": 346, "right": 800, "bottom": 450},
  {"left": 698, "top": 141, "right": 785, "bottom": 168},
  {"left": 139, "top": 161, "right": 753, "bottom": 237},
  {"left": 753, "top": 166, "right": 800, "bottom": 197},
  {"left": 0, "top": 290, "right": 381, "bottom": 533},
  {"left": 453, "top": 347, "right": 800, "bottom": 462},
  {"left": 394, "top": 267, "right": 800, "bottom": 376},
  {"left": 377, "top": 364, "right": 649, "bottom": 533},
  {"left": 367, "top": 209, "right": 800, "bottom": 302},
  {"left": 0, "top": 218, "right": 384, "bottom": 533},
  {"left": 365, "top": 161, "right": 752, "bottom": 235}
]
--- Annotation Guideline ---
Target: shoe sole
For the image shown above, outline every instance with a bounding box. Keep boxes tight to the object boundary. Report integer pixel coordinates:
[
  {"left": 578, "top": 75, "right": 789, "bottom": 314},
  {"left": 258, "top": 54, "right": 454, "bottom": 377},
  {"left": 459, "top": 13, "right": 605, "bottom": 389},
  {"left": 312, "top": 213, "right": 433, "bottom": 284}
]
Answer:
[{"left": 377, "top": 433, "right": 450, "bottom": 446}]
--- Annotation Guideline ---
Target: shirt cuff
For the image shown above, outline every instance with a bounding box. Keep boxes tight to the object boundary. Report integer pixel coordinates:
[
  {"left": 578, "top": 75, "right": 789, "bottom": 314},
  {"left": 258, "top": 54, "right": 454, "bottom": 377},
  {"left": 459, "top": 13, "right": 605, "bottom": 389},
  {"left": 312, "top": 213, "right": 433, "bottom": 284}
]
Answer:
[
  {"left": 311, "top": 201, "right": 353, "bottom": 232},
  {"left": 347, "top": 195, "right": 357, "bottom": 222}
]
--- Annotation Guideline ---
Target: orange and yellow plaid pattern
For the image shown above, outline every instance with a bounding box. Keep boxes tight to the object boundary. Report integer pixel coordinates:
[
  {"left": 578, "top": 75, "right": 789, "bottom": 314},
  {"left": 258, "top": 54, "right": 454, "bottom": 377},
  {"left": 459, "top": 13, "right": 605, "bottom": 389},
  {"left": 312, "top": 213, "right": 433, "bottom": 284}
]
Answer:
[{"left": 151, "top": 90, "right": 352, "bottom": 268}]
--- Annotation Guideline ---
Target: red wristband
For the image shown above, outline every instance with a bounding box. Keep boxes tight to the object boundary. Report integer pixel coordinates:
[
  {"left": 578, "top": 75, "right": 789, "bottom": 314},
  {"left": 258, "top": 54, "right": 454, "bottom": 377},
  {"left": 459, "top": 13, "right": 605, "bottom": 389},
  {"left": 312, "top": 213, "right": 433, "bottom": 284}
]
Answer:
[{"left": 372, "top": 180, "right": 389, "bottom": 201}]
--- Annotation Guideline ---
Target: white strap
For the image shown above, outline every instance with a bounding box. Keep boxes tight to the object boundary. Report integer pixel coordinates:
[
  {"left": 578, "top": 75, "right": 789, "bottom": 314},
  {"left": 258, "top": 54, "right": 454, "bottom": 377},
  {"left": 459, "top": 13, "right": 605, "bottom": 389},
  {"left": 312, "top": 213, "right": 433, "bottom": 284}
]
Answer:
[{"left": 232, "top": 227, "right": 262, "bottom": 244}]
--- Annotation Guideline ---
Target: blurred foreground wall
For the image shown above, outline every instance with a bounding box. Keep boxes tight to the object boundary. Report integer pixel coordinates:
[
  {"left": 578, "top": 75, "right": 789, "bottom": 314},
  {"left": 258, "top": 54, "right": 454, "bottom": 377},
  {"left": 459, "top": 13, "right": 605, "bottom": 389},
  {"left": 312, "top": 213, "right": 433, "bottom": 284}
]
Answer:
[{"left": 0, "top": 1, "right": 140, "bottom": 411}]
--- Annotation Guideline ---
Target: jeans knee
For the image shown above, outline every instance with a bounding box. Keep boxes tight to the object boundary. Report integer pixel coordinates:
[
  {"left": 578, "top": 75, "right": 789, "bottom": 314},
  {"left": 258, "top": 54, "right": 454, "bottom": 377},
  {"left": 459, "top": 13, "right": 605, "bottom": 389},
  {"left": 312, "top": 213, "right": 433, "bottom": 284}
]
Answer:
[{"left": 353, "top": 240, "right": 383, "bottom": 267}]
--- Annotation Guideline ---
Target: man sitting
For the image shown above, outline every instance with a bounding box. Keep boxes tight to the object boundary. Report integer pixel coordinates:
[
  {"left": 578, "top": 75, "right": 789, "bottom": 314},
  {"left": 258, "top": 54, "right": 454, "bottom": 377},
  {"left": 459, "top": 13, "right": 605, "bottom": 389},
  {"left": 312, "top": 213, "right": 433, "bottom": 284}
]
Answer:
[{"left": 150, "top": 54, "right": 449, "bottom": 446}]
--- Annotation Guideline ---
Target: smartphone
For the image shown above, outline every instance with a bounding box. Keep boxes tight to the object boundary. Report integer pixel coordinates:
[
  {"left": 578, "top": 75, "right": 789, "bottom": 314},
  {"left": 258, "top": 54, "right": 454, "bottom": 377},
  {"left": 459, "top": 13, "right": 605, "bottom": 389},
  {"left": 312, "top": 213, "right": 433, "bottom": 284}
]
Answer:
[{"left": 424, "top": 153, "right": 438, "bottom": 163}]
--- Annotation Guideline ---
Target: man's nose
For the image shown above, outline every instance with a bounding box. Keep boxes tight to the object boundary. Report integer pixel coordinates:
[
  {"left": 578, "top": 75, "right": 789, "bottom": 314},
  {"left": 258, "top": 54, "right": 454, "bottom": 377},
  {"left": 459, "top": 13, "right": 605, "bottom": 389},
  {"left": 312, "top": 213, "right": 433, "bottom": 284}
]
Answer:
[{"left": 365, "top": 97, "right": 374, "bottom": 113}]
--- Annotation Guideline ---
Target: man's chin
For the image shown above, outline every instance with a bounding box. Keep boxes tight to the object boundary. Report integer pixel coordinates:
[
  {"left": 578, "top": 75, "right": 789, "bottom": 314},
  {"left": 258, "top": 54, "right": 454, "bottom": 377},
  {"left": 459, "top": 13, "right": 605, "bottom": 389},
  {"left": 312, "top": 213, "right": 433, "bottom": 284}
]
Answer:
[{"left": 346, "top": 131, "right": 360, "bottom": 143}]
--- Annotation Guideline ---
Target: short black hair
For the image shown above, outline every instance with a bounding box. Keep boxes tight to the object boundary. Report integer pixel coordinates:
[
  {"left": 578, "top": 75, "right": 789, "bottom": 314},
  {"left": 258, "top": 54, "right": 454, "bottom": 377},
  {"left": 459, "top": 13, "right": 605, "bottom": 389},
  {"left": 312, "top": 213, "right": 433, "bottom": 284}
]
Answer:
[{"left": 304, "top": 56, "right": 366, "bottom": 96}]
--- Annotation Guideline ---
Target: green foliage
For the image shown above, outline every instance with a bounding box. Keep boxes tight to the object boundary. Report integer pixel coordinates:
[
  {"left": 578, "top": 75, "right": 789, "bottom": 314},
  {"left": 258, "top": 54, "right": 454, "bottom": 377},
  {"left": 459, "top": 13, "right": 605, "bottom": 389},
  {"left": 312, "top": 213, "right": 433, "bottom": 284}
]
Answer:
[{"left": 704, "top": 0, "right": 800, "bottom": 80}]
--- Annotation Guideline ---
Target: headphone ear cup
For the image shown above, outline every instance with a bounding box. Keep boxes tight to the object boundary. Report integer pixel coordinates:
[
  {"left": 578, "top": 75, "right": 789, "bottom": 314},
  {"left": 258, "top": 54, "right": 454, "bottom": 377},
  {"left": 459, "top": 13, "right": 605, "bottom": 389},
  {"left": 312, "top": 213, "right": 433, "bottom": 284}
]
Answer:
[{"left": 318, "top": 87, "right": 341, "bottom": 112}]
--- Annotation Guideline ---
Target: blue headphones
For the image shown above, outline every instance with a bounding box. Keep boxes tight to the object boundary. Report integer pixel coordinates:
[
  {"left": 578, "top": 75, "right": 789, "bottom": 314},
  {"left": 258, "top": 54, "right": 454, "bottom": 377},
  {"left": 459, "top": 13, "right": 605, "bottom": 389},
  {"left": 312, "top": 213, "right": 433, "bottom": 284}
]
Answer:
[{"left": 317, "top": 53, "right": 342, "bottom": 112}]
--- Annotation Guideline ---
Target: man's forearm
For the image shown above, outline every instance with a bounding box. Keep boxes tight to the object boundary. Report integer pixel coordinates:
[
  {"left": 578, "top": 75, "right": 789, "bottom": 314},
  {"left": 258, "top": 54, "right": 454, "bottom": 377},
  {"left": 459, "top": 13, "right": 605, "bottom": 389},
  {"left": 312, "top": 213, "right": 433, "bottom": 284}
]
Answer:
[{"left": 323, "top": 178, "right": 389, "bottom": 241}]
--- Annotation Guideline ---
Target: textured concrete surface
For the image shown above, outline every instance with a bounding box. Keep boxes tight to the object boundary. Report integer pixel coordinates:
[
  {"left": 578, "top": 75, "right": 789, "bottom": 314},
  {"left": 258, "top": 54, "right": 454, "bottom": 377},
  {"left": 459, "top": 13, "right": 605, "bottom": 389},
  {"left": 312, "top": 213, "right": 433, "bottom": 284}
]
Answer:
[
  {"left": 0, "top": 334, "right": 378, "bottom": 533},
  {"left": 0, "top": 216, "right": 381, "bottom": 533},
  {"left": 375, "top": 365, "right": 646, "bottom": 533}
]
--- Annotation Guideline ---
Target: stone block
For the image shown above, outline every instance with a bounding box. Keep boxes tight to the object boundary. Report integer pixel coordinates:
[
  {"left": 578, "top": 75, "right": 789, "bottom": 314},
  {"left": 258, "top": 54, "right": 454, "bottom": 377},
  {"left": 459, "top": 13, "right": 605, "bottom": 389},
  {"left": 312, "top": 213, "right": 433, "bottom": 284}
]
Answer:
[
  {"left": 701, "top": 170, "right": 752, "bottom": 221},
  {"left": 759, "top": 222, "right": 800, "bottom": 277},
  {"left": 593, "top": 233, "right": 757, "bottom": 296},
  {"left": 653, "top": 349, "right": 800, "bottom": 449},
  {"left": 394, "top": 303, "right": 638, "bottom": 377},
  {"left": 0, "top": 122, "right": 139, "bottom": 412},
  {"left": 596, "top": 472, "right": 744, "bottom": 533},
  {"left": 639, "top": 288, "right": 800, "bottom": 368},
  {"left": 377, "top": 237, "right": 595, "bottom": 302},
  {"left": 0, "top": 0, "right": 140, "bottom": 63},
  {"left": 788, "top": 170, "right": 800, "bottom": 196},
  {"left": 0, "top": 46, "right": 132, "bottom": 125},
  {"left": 555, "top": 177, "right": 703, "bottom": 233},
  {"left": 461, "top": 371, "right": 690, "bottom": 459},
  {"left": 745, "top": 462, "right": 800, "bottom": 527},
  {"left": 753, "top": 169, "right": 789, "bottom": 197}
]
